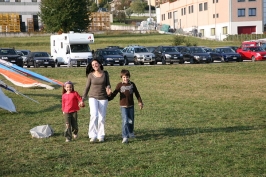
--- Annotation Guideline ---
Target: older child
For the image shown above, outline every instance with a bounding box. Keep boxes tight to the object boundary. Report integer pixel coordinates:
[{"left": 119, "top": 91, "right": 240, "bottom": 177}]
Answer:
[
  {"left": 110, "top": 69, "right": 143, "bottom": 143},
  {"left": 62, "top": 81, "right": 84, "bottom": 142}
]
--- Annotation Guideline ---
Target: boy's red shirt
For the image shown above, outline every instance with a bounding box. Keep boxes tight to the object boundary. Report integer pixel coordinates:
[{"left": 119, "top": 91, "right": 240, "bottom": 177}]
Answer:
[{"left": 62, "top": 91, "right": 82, "bottom": 113}]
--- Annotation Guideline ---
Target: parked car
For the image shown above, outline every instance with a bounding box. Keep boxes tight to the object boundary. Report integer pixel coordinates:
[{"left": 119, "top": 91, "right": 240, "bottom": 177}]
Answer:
[
  {"left": 237, "top": 46, "right": 266, "bottom": 62},
  {"left": 26, "top": 52, "right": 55, "bottom": 68},
  {"left": 209, "top": 47, "right": 243, "bottom": 62},
  {"left": 226, "top": 46, "right": 240, "bottom": 52},
  {"left": 16, "top": 49, "right": 31, "bottom": 65},
  {"left": 94, "top": 48, "right": 124, "bottom": 66},
  {"left": 122, "top": 45, "right": 155, "bottom": 65},
  {"left": 146, "top": 46, "right": 157, "bottom": 53},
  {"left": 153, "top": 46, "right": 184, "bottom": 64},
  {"left": 182, "top": 46, "right": 212, "bottom": 63},
  {"left": 0, "top": 48, "right": 23, "bottom": 67}
]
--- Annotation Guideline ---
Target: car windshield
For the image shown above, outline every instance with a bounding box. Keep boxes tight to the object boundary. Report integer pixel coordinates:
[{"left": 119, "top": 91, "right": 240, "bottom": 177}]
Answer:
[
  {"left": 135, "top": 48, "right": 149, "bottom": 53},
  {"left": 220, "top": 48, "right": 235, "bottom": 53},
  {"left": 162, "top": 47, "right": 177, "bottom": 52},
  {"left": 191, "top": 47, "right": 206, "bottom": 53},
  {"left": 248, "top": 47, "right": 265, "bottom": 51},
  {"left": 21, "top": 51, "right": 29, "bottom": 55},
  {"left": 103, "top": 50, "right": 121, "bottom": 55},
  {"left": 34, "top": 52, "right": 50, "bottom": 57},
  {"left": 0, "top": 49, "right": 17, "bottom": 55},
  {"left": 70, "top": 44, "right": 91, "bottom": 52},
  {"left": 147, "top": 47, "right": 155, "bottom": 52}
]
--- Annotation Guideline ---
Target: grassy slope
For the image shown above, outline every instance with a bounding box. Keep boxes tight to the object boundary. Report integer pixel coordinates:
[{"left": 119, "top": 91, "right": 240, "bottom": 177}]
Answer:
[{"left": 0, "top": 34, "right": 265, "bottom": 176}]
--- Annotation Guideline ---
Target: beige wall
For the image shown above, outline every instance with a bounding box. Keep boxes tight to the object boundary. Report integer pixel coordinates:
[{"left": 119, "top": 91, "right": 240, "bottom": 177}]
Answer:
[
  {"left": 231, "top": 0, "right": 263, "bottom": 22},
  {"left": 159, "top": 0, "right": 264, "bottom": 40}
]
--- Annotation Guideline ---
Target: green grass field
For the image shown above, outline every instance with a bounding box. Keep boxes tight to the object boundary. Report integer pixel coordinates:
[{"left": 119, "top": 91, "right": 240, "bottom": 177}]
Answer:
[
  {"left": 0, "top": 32, "right": 242, "bottom": 52},
  {"left": 0, "top": 34, "right": 265, "bottom": 176}
]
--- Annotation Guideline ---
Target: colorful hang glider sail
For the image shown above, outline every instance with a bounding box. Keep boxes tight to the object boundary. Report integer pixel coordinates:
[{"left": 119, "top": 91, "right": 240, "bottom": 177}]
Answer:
[
  {"left": 0, "top": 59, "right": 64, "bottom": 87},
  {"left": 0, "top": 80, "right": 40, "bottom": 104},
  {"left": 0, "top": 88, "right": 16, "bottom": 112}
]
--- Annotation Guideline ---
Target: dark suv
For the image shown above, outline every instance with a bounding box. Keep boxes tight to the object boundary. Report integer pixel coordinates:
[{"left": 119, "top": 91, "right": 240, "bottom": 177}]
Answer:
[
  {"left": 153, "top": 46, "right": 184, "bottom": 64},
  {"left": 0, "top": 48, "right": 23, "bottom": 67},
  {"left": 94, "top": 48, "right": 124, "bottom": 66}
]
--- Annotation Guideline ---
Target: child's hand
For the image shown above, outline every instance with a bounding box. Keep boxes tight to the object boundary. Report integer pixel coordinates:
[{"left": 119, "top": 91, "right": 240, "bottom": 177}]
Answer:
[
  {"left": 79, "top": 101, "right": 85, "bottom": 107},
  {"left": 138, "top": 103, "right": 144, "bottom": 110},
  {"left": 106, "top": 86, "right": 112, "bottom": 96}
]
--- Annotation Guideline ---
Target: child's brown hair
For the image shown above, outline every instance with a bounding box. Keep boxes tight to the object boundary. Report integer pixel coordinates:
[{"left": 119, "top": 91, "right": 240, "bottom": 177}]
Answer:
[
  {"left": 62, "top": 81, "right": 74, "bottom": 94},
  {"left": 120, "top": 69, "right": 130, "bottom": 78}
]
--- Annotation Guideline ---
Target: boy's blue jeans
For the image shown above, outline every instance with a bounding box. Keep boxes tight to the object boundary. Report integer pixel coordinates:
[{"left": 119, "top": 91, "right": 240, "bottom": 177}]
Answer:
[{"left": 120, "top": 106, "right": 134, "bottom": 138}]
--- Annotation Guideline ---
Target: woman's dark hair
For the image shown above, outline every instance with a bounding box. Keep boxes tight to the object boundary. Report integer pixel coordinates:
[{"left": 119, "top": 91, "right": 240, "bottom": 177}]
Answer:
[{"left": 86, "top": 59, "right": 104, "bottom": 77}]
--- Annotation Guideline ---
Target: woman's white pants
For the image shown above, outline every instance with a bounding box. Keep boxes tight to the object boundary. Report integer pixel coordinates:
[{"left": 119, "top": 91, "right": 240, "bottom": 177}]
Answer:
[{"left": 88, "top": 98, "right": 108, "bottom": 139}]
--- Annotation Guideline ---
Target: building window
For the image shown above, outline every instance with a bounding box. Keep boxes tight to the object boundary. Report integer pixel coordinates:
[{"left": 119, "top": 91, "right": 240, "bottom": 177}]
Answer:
[
  {"left": 213, "top": 0, "right": 218, "bottom": 3},
  {"left": 191, "top": 5, "right": 193, "bottom": 13},
  {"left": 32, "top": 0, "right": 37, "bottom": 2},
  {"left": 238, "top": 0, "right": 245, "bottom": 2},
  {"left": 213, "top": 14, "right": 215, "bottom": 18},
  {"left": 199, "top": 4, "right": 203, "bottom": 11},
  {"left": 15, "top": 0, "right": 21, "bottom": 2},
  {"left": 249, "top": 0, "right": 255, "bottom": 1},
  {"left": 238, "top": 9, "right": 245, "bottom": 17},
  {"left": 204, "top": 2, "right": 208, "bottom": 10},
  {"left": 211, "top": 28, "right": 216, "bottom": 36},
  {"left": 181, "top": 9, "right": 183, "bottom": 16},
  {"left": 200, "top": 29, "right": 204, "bottom": 37},
  {"left": 216, "top": 14, "right": 219, "bottom": 18},
  {"left": 249, "top": 8, "right": 256, "bottom": 16},
  {"left": 184, "top": 7, "right": 186, "bottom": 15},
  {"left": 223, "top": 27, "right": 228, "bottom": 34}
]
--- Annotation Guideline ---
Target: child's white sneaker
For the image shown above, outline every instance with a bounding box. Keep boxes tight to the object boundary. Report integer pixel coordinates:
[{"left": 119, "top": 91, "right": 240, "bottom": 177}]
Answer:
[
  {"left": 73, "top": 134, "right": 78, "bottom": 139},
  {"left": 65, "top": 139, "right": 71, "bottom": 142},
  {"left": 122, "top": 138, "right": 128, "bottom": 143}
]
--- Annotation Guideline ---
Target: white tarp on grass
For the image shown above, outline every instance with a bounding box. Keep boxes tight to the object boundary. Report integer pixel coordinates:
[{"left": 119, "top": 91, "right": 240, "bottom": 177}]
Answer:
[{"left": 30, "top": 124, "right": 54, "bottom": 138}]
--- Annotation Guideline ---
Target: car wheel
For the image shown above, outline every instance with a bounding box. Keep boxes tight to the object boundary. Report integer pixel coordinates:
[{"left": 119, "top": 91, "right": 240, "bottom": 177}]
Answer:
[
  {"left": 44, "top": 66, "right": 47, "bottom": 68},
  {"left": 179, "top": 60, "right": 184, "bottom": 64},
  {"left": 251, "top": 56, "right": 256, "bottom": 62},
  {"left": 51, "top": 64, "right": 55, "bottom": 68},
  {"left": 190, "top": 58, "right": 194, "bottom": 64},
  {"left": 124, "top": 58, "right": 129, "bottom": 65},
  {"left": 119, "top": 63, "right": 124, "bottom": 66},
  {"left": 162, "top": 57, "right": 166, "bottom": 65},
  {"left": 102, "top": 59, "right": 107, "bottom": 66},
  {"left": 34, "top": 61, "right": 38, "bottom": 68},
  {"left": 150, "top": 61, "right": 154, "bottom": 65},
  {"left": 134, "top": 57, "right": 139, "bottom": 65},
  {"left": 56, "top": 61, "right": 60, "bottom": 67}
]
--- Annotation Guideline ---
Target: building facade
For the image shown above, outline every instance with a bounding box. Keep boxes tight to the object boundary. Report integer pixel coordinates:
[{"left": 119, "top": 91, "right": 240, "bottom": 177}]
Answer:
[
  {"left": 0, "top": 0, "right": 41, "bottom": 32},
  {"left": 159, "top": 0, "right": 264, "bottom": 40}
]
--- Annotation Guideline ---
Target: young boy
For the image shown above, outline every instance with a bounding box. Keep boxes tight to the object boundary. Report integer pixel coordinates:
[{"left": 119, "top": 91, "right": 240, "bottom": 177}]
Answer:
[{"left": 110, "top": 69, "right": 143, "bottom": 143}]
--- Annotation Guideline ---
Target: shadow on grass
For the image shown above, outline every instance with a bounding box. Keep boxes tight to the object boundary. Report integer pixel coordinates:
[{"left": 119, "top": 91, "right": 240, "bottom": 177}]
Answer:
[{"left": 135, "top": 125, "right": 266, "bottom": 140}]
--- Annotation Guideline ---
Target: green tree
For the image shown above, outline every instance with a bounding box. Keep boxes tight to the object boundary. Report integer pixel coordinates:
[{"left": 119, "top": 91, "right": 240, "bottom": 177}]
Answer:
[
  {"left": 39, "top": 0, "right": 91, "bottom": 33},
  {"left": 130, "top": 0, "right": 145, "bottom": 15},
  {"left": 90, "top": 2, "right": 99, "bottom": 12},
  {"left": 125, "top": 8, "right": 133, "bottom": 19}
]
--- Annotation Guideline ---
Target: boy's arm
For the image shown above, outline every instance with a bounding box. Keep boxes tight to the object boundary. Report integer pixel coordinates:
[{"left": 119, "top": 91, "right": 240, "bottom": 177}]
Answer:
[
  {"left": 109, "top": 83, "right": 120, "bottom": 100},
  {"left": 133, "top": 83, "right": 143, "bottom": 109}
]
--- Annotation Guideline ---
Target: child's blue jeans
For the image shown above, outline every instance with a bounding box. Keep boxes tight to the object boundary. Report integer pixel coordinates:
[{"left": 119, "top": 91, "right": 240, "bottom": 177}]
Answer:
[{"left": 120, "top": 106, "right": 134, "bottom": 138}]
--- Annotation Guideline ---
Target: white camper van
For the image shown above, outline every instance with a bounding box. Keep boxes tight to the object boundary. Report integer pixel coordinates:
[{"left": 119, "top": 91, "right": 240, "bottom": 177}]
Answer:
[{"left": 50, "top": 32, "right": 94, "bottom": 67}]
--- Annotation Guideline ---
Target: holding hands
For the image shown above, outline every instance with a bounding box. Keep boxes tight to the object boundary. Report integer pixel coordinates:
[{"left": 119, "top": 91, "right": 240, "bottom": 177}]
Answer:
[{"left": 106, "top": 85, "right": 112, "bottom": 96}]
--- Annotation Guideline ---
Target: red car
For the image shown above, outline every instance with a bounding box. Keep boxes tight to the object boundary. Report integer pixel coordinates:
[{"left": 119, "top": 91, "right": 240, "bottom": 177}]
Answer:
[{"left": 237, "top": 46, "right": 266, "bottom": 62}]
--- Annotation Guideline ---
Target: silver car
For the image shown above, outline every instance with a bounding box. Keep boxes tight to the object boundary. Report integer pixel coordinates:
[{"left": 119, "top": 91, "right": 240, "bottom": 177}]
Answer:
[{"left": 122, "top": 45, "right": 156, "bottom": 65}]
